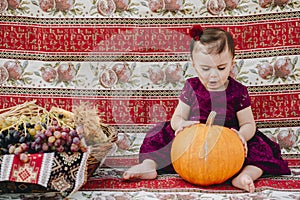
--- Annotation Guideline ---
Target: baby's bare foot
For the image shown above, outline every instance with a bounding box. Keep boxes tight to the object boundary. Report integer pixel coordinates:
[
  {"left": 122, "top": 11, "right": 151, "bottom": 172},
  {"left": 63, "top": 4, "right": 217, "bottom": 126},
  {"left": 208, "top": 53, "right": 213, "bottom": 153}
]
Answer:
[
  {"left": 232, "top": 174, "right": 255, "bottom": 193},
  {"left": 122, "top": 159, "right": 157, "bottom": 180}
]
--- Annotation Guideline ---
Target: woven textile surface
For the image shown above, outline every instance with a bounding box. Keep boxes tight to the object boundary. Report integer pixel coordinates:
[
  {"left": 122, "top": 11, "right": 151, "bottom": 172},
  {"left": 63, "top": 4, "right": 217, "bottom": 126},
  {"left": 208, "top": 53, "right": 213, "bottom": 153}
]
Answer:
[{"left": 0, "top": 0, "right": 299, "bottom": 199}]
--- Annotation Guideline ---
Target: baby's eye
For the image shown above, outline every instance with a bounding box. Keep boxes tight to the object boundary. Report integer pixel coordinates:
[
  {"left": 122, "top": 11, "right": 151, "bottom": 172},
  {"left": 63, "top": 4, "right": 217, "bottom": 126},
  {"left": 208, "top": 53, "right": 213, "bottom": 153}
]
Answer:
[
  {"left": 201, "top": 67, "right": 210, "bottom": 71},
  {"left": 218, "top": 67, "right": 226, "bottom": 71}
]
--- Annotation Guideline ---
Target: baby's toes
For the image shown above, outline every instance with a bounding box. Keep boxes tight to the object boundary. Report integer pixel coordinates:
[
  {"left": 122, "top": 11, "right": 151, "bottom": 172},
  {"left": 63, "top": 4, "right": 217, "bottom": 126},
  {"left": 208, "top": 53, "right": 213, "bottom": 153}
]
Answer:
[
  {"left": 243, "top": 176, "right": 255, "bottom": 193},
  {"left": 248, "top": 181, "right": 255, "bottom": 193}
]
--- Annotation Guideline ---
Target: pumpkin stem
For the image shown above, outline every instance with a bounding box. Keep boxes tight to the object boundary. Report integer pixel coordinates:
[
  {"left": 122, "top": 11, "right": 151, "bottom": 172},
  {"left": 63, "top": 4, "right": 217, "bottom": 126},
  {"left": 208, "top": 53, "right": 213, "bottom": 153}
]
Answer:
[
  {"left": 199, "top": 111, "right": 220, "bottom": 160},
  {"left": 205, "top": 111, "right": 216, "bottom": 128}
]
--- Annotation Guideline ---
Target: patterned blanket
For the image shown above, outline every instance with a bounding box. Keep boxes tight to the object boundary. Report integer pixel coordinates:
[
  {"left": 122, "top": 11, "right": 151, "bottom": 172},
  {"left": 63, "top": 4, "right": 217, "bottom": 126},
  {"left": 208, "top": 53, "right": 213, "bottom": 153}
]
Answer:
[
  {"left": 0, "top": 0, "right": 299, "bottom": 199},
  {"left": 0, "top": 152, "right": 91, "bottom": 197},
  {"left": 75, "top": 156, "right": 300, "bottom": 199}
]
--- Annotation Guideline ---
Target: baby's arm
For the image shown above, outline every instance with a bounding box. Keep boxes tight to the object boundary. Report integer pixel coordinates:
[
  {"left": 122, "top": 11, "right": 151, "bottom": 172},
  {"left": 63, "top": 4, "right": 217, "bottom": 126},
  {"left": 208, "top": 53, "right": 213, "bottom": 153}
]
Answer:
[
  {"left": 171, "top": 100, "right": 198, "bottom": 134},
  {"left": 236, "top": 106, "right": 256, "bottom": 141}
]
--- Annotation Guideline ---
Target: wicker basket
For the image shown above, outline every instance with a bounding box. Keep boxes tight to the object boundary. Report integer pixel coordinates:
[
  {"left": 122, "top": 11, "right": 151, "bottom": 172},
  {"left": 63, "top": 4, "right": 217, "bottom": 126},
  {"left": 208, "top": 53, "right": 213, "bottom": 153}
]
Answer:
[
  {"left": 0, "top": 100, "right": 118, "bottom": 166},
  {"left": 89, "top": 123, "right": 118, "bottom": 164}
]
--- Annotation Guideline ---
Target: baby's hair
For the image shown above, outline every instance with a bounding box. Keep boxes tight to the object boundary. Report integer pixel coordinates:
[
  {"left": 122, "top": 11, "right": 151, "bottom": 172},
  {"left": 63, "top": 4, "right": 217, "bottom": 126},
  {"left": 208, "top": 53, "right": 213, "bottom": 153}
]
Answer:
[{"left": 189, "top": 27, "right": 235, "bottom": 59}]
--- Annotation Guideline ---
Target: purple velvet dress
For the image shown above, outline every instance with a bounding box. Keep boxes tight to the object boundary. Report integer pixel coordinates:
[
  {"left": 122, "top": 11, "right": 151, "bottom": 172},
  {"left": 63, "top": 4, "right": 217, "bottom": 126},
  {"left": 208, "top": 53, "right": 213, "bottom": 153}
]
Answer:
[{"left": 139, "top": 77, "right": 291, "bottom": 175}]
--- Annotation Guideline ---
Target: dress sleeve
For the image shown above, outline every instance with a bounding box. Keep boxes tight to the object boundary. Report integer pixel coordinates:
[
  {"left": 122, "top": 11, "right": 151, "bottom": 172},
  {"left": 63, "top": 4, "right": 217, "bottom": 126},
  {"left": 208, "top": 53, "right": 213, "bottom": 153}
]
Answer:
[
  {"left": 179, "top": 79, "right": 194, "bottom": 106},
  {"left": 237, "top": 85, "right": 251, "bottom": 111}
]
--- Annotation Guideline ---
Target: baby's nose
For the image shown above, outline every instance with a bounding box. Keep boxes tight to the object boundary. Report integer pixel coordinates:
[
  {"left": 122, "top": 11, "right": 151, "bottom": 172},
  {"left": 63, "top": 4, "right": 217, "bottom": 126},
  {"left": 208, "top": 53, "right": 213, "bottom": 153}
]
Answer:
[{"left": 209, "top": 69, "right": 219, "bottom": 78}]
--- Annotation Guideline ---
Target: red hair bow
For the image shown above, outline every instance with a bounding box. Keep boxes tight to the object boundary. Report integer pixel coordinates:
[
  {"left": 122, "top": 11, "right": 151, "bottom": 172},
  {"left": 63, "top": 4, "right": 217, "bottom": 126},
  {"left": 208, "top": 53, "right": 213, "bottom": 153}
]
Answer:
[{"left": 189, "top": 25, "right": 203, "bottom": 41}]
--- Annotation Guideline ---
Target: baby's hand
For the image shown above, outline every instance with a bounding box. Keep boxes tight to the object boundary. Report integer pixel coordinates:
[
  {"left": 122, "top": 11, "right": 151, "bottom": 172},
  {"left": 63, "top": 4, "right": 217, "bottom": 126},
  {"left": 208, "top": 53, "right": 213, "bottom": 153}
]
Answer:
[
  {"left": 175, "top": 121, "right": 199, "bottom": 136},
  {"left": 231, "top": 128, "right": 248, "bottom": 157}
]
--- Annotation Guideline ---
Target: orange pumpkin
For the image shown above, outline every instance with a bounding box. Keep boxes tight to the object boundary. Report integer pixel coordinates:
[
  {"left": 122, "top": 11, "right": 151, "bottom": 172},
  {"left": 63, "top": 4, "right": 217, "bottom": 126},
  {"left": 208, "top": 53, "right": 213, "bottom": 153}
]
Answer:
[{"left": 171, "top": 111, "right": 245, "bottom": 186}]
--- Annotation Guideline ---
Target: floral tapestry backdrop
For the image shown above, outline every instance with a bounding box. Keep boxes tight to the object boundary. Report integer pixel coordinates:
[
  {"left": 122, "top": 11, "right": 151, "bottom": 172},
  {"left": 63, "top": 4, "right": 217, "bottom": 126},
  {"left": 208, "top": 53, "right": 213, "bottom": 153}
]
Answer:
[{"left": 0, "top": 0, "right": 299, "bottom": 156}]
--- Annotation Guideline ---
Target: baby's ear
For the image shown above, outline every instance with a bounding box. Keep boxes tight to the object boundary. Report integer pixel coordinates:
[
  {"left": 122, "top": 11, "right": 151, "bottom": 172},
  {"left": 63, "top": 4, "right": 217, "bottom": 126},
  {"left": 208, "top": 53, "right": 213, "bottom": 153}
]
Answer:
[
  {"left": 190, "top": 57, "right": 194, "bottom": 66},
  {"left": 231, "top": 58, "right": 235, "bottom": 67}
]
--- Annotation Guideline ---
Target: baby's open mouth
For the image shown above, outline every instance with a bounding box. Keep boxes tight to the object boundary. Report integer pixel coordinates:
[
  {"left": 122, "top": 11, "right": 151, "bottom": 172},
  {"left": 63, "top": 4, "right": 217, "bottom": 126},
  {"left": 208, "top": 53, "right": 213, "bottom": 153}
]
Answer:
[{"left": 208, "top": 81, "right": 217, "bottom": 85}]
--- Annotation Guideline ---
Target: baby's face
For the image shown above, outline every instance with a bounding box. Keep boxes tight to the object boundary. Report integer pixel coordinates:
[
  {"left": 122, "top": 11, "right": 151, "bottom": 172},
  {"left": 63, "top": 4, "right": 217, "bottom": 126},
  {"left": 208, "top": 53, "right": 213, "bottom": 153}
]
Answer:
[{"left": 191, "top": 43, "right": 234, "bottom": 91}]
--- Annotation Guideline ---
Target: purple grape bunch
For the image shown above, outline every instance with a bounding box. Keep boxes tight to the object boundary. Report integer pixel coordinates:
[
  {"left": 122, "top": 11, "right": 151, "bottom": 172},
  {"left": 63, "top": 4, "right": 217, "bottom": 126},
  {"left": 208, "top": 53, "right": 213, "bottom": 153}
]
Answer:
[{"left": 0, "top": 118, "right": 87, "bottom": 163}]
